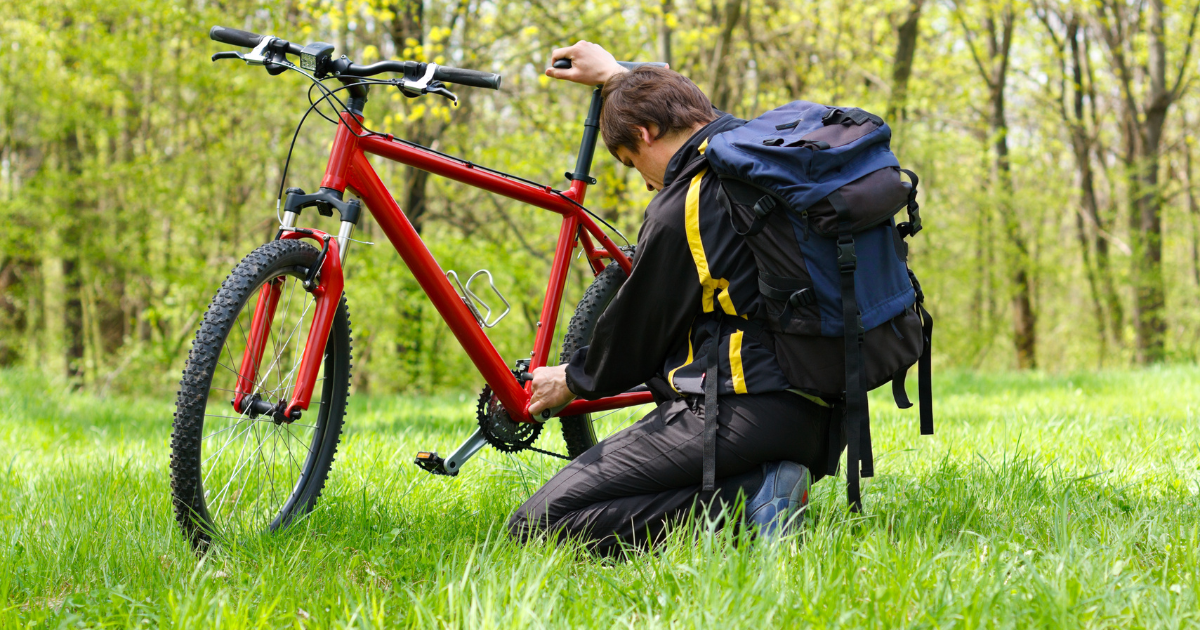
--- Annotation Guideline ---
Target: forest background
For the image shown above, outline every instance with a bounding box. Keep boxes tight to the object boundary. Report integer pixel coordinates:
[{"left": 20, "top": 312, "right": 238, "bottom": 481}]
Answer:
[{"left": 2, "top": 0, "right": 1199, "bottom": 396}]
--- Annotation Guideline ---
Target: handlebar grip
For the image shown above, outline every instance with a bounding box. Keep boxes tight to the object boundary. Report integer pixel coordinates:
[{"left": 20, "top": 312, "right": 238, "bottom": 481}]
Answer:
[
  {"left": 434, "top": 66, "right": 502, "bottom": 90},
  {"left": 209, "top": 25, "right": 265, "bottom": 49},
  {"left": 552, "top": 59, "right": 669, "bottom": 70}
]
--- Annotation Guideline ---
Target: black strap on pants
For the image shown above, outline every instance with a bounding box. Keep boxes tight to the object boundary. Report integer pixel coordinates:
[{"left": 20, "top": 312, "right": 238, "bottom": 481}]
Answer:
[{"left": 829, "top": 191, "right": 873, "bottom": 512}]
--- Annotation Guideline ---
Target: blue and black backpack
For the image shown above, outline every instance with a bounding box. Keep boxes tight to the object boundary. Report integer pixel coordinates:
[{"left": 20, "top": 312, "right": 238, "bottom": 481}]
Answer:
[{"left": 707, "top": 101, "right": 933, "bottom": 511}]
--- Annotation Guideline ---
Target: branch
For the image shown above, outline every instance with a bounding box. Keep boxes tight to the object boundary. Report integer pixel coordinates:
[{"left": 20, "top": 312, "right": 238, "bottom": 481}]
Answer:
[
  {"left": 1170, "top": 0, "right": 1200, "bottom": 101},
  {"left": 489, "top": 195, "right": 550, "bottom": 262},
  {"left": 949, "top": 0, "right": 994, "bottom": 87}
]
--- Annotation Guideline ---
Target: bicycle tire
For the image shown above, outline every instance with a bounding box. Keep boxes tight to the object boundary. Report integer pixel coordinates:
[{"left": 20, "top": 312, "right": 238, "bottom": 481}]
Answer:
[
  {"left": 170, "top": 239, "right": 352, "bottom": 551},
  {"left": 558, "top": 252, "right": 632, "bottom": 458}
]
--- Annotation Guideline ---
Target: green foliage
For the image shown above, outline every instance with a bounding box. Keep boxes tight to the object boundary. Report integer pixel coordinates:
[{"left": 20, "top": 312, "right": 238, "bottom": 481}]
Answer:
[
  {"left": 2, "top": 366, "right": 1200, "bottom": 626},
  {"left": 2, "top": 0, "right": 1199, "bottom": 393}
]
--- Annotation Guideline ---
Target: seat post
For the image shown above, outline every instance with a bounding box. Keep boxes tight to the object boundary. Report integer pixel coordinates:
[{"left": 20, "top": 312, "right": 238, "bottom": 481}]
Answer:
[{"left": 567, "top": 87, "right": 604, "bottom": 185}]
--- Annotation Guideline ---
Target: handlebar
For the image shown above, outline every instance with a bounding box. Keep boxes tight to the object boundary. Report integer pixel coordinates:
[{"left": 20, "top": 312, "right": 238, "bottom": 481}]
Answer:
[
  {"left": 343, "top": 60, "right": 502, "bottom": 90},
  {"left": 210, "top": 26, "right": 290, "bottom": 52},
  {"left": 209, "top": 25, "right": 501, "bottom": 90}
]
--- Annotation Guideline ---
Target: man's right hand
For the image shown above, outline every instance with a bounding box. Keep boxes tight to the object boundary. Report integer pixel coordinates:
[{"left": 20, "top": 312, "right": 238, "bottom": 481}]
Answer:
[{"left": 546, "top": 41, "right": 626, "bottom": 86}]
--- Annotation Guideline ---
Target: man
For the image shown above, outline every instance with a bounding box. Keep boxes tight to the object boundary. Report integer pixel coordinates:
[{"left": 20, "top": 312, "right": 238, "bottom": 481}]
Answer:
[{"left": 508, "top": 42, "right": 845, "bottom": 555}]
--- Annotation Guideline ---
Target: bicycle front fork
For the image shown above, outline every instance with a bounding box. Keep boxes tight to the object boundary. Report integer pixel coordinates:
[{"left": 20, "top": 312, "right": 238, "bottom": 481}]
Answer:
[{"left": 231, "top": 189, "right": 359, "bottom": 422}]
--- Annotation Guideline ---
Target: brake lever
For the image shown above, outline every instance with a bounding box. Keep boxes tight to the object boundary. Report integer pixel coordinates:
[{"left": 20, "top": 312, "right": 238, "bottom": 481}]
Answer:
[
  {"left": 212, "top": 51, "right": 245, "bottom": 62},
  {"left": 393, "top": 78, "right": 459, "bottom": 106},
  {"left": 425, "top": 83, "right": 459, "bottom": 106}
]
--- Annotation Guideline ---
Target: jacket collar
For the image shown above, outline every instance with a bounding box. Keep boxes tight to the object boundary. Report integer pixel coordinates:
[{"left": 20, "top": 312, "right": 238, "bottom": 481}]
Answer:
[{"left": 661, "top": 112, "right": 745, "bottom": 189}]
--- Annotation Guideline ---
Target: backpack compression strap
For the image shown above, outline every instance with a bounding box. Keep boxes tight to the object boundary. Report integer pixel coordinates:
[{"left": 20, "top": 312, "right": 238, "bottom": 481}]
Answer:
[
  {"left": 702, "top": 319, "right": 720, "bottom": 493},
  {"left": 829, "top": 190, "right": 874, "bottom": 512},
  {"left": 758, "top": 272, "right": 816, "bottom": 328}
]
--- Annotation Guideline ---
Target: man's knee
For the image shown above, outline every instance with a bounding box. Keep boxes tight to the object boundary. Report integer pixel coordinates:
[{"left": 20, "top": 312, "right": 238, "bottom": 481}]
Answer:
[
  {"left": 507, "top": 505, "right": 532, "bottom": 541},
  {"left": 507, "top": 498, "right": 555, "bottom": 543}
]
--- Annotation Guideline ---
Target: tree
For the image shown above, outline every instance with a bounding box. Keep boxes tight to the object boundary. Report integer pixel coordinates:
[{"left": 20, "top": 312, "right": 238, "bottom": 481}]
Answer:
[
  {"left": 955, "top": 0, "right": 1038, "bottom": 369},
  {"left": 1035, "top": 2, "right": 1123, "bottom": 359},
  {"left": 1093, "top": 0, "right": 1200, "bottom": 363}
]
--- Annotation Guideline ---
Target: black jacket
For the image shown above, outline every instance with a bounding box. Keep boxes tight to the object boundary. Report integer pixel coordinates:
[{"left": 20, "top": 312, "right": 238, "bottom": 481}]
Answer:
[{"left": 565, "top": 114, "right": 793, "bottom": 399}]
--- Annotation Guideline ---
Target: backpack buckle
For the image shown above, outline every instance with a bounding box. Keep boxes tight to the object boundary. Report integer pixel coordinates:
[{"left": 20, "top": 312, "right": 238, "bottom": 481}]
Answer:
[
  {"left": 836, "top": 235, "right": 856, "bottom": 271},
  {"left": 788, "top": 288, "right": 815, "bottom": 308}
]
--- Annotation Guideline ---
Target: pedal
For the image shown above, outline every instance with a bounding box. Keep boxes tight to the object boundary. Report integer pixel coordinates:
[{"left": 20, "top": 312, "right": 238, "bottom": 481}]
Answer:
[{"left": 414, "top": 451, "right": 450, "bottom": 475}]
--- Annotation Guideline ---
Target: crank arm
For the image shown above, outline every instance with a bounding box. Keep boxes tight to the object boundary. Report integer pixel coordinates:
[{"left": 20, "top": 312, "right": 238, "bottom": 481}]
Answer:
[
  {"left": 534, "top": 401, "right": 571, "bottom": 422},
  {"left": 442, "top": 427, "right": 490, "bottom": 476}
]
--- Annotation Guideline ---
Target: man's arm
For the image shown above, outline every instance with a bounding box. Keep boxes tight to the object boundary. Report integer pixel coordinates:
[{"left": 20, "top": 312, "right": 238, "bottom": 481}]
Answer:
[
  {"left": 528, "top": 215, "right": 701, "bottom": 413},
  {"left": 562, "top": 217, "right": 701, "bottom": 400},
  {"left": 545, "top": 41, "right": 627, "bottom": 86}
]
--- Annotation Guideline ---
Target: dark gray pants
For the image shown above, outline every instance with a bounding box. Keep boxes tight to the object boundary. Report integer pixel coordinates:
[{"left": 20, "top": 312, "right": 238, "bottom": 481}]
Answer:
[{"left": 508, "top": 391, "right": 843, "bottom": 555}]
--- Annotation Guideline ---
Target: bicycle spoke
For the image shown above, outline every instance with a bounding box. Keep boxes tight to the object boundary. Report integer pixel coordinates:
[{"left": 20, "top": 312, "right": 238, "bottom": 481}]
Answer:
[
  {"left": 209, "top": 418, "right": 258, "bottom": 514},
  {"left": 255, "top": 296, "right": 315, "bottom": 396},
  {"left": 202, "top": 414, "right": 257, "bottom": 468},
  {"left": 282, "top": 425, "right": 304, "bottom": 473},
  {"left": 224, "top": 421, "right": 273, "bottom": 523}
]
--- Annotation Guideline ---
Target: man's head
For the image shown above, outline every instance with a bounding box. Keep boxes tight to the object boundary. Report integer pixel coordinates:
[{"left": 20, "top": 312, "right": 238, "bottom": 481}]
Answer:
[{"left": 600, "top": 66, "right": 717, "bottom": 191}]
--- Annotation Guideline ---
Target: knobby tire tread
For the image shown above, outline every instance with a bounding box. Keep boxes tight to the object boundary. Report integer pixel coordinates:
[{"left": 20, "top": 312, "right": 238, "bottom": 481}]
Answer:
[{"left": 557, "top": 253, "right": 631, "bottom": 459}]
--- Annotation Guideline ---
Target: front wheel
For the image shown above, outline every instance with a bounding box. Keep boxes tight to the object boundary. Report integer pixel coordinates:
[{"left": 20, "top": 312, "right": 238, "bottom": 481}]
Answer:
[{"left": 170, "top": 239, "right": 353, "bottom": 551}]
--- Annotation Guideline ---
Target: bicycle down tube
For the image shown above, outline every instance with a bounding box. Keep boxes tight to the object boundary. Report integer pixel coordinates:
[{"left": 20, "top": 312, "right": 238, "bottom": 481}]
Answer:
[{"left": 261, "top": 109, "right": 653, "bottom": 424}]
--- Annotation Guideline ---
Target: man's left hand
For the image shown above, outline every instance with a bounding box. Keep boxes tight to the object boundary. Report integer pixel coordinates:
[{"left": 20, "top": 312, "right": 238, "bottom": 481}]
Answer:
[{"left": 527, "top": 365, "right": 576, "bottom": 417}]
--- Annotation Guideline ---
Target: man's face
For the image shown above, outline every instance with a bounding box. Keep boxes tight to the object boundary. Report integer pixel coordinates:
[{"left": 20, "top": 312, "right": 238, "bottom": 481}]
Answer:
[
  {"left": 613, "top": 125, "right": 673, "bottom": 192},
  {"left": 615, "top": 145, "right": 664, "bottom": 192}
]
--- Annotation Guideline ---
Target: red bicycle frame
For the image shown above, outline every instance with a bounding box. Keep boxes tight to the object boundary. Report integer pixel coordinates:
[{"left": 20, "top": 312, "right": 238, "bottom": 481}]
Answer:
[{"left": 234, "top": 95, "right": 654, "bottom": 425}]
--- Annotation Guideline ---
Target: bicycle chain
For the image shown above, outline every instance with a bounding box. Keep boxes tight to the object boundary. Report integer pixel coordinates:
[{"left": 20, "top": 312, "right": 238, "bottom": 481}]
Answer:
[{"left": 526, "top": 445, "right": 571, "bottom": 461}]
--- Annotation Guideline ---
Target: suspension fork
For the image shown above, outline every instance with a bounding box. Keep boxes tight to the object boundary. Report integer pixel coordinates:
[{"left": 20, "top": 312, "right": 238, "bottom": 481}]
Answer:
[
  {"left": 230, "top": 226, "right": 347, "bottom": 421},
  {"left": 232, "top": 279, "right": 283, "bottom": 413}
]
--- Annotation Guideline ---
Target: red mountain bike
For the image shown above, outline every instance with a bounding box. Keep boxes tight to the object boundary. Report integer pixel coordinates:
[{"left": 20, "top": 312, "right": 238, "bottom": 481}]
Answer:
[{"left": 170, "top": 26, "right": 658, "bottom": 549}]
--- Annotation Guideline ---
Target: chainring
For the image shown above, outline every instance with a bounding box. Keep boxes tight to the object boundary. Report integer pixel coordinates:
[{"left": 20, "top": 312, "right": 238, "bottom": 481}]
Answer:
[{"left": 477, "top": 385, "right": 542, "bottom": 452}]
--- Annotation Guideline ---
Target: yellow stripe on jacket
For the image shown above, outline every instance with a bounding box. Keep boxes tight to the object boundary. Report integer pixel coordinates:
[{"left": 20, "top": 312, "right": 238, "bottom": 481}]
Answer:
[
  {"left": 684, "top": 169, "right": 738, "bottom": 317},
  {"left": 729, "top": 330, "right": 748, "bottom": 394}
]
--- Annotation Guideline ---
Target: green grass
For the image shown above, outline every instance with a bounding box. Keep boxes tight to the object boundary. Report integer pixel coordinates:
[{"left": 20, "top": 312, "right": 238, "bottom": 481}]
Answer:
[{"left": 2, "top": 366, "right": 1199, "bottom": 628}]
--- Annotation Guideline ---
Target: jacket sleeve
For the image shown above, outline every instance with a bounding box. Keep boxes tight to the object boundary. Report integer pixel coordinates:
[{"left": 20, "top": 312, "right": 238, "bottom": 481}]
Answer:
[{"left": 564, "top": 212, "right": 701, "bottom": 400}]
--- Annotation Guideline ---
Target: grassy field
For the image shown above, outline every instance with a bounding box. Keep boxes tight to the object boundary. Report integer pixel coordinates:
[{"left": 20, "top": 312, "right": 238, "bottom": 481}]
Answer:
[{"left": 2, "top": 366, "right": 1199, "bottom": 628}]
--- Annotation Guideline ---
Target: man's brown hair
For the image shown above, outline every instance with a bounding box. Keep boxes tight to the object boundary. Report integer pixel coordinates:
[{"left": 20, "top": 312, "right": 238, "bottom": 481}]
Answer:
[{"left": 599, "top": 66, "right": 716, "bottom": 158}]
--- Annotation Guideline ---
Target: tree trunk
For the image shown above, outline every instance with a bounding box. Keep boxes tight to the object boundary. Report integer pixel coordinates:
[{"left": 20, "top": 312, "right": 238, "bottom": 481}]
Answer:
[
  {"left": 1186, "top": 138, "right": 1200, "bottom": 287},
  {"left": 888, "top": 0, "right": 924, "bottom": 122},
  {"left": 389, "top": 0, "right": 431, "bottom": 233},
  {"left": 1130, "top": 0, "right": 1169, "bottom": 362},
  {"left": 708, "top": 0, "right": 744, "bottom": 111},
  {"left": 1061, "top": 18, "right": 1110, "bottom": 356},
  {"left": 982, "top": 5, "right": 1036, "bottom": 368},
  {"left": 659, "top": 0, "right": 674, "bottom": 68}
]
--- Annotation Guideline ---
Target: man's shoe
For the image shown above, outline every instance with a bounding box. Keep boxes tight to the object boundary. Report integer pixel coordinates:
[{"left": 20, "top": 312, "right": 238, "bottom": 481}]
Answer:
[{"left": 745, "top": 461, "right": 810, "bottom": 537}]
